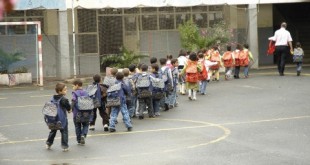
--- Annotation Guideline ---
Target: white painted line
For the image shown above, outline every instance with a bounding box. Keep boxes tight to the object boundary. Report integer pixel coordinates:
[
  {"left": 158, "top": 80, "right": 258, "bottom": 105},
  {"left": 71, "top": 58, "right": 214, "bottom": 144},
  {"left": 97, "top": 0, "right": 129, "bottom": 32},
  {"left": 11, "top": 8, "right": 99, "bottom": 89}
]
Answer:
[
  {"left": 0, "top": 105, "right": 42, "bottom": 109},
  {"left": 242, "top": 85, "right": 263, "bottom": 90},
  {"left": 0, "top": 98, "right": 7, "bottom": 100},
  {"left": 30, "top": 95, "right": 52, "bottom": 98},
  {"left": 0, "top": 133, "right": 8, "bottom": 143}
]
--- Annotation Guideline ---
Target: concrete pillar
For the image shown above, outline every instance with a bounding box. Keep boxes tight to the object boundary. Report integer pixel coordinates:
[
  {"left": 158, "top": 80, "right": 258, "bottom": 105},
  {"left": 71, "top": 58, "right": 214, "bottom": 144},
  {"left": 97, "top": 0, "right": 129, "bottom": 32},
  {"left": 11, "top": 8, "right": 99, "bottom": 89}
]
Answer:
[
  {"left": 248, "top": 4, "right": 259, "bottom": 69},
  {"left": 57, "top": 10, "right": 71, "bottom": 79}
]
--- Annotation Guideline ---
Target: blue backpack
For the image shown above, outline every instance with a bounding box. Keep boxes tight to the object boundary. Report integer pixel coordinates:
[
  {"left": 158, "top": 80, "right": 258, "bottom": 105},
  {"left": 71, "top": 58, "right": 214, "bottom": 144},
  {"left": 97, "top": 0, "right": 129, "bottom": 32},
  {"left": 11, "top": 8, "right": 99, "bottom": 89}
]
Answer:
[
  {"left": 42, "top": 97, "right": 67, "bottom": 130},
  {"left": 159, "top": 67, "right": 173, "bottom": 92},
  {"left": 150, "top": 74, "right": 165, "bottom": 100},
  {"left": 106, "top": 82, "right": 122, "bottom": 107},
  {"left": 136, "top": 74, "right": 152, "bottom": 98}
]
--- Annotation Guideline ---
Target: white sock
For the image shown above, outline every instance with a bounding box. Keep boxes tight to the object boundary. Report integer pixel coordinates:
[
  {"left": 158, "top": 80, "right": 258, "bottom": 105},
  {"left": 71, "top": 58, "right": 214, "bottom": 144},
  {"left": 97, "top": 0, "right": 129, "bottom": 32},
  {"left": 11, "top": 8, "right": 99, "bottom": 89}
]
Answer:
[{"left": 193, "top": 90, "right": 197, "bottom": 99}]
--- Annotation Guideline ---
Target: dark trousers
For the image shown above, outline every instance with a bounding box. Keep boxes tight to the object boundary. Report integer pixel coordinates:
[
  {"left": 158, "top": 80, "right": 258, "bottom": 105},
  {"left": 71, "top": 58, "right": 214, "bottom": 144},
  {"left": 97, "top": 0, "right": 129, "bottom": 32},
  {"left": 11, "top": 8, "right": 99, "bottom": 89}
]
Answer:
[
  {"left": 46, "top": 121, "right": 68, "bottom": 149},
  {"left": 89, "top": 106, "right": 110, "bottom": 126},
  {"left": 234, "top": 66, "right": 240, "bottom": 78},
  {"left": 138, "top": 97, "right": 154, "bottom": 117},
  {"left": 275, "top": 46, "right": 289, "bottom": 75},
  {"left": 74, "top": 118, "right": 89, "bottom": 143}
]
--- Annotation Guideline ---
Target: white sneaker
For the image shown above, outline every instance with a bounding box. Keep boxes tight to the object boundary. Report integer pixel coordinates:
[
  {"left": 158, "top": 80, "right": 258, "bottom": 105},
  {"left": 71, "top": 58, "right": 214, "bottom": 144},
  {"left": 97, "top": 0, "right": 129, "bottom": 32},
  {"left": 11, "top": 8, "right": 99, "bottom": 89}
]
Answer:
[
  {"left": 46, "top": 144, "right": 51, "bottom": 150},
  {"left": 63, "top": 148, "right": 69, "bottom": 152},
  {"left": 89, "top": 125, "right": 95, "bottom": 131}
]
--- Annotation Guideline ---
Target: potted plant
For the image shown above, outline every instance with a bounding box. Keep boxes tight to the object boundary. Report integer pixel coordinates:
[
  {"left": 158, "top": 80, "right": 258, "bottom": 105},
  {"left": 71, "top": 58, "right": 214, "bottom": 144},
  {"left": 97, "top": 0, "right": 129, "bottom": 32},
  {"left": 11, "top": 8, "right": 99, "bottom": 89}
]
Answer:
[{"left": 0, "top": 48, "right": 32, "bottom": 86}]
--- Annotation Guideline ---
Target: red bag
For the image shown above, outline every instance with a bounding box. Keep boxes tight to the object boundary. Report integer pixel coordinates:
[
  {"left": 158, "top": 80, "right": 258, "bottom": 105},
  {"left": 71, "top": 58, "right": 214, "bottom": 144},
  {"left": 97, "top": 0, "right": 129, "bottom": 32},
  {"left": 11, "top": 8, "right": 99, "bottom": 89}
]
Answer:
[
  {"left": 267, "top": 40, "right": 275, "bottom": 55},
  {"left": 198, "top": 62, "right": 208, "bottom": 81}
]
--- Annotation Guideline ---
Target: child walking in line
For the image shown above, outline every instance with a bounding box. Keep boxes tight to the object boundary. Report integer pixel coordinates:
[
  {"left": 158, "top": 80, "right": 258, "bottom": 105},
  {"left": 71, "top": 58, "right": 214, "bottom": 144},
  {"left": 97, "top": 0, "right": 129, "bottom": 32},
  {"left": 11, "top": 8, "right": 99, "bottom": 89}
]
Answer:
[
  {"left": 108, "top": 72, "right": 132, "bottom": 132},
  {"left": 159, "top": 58, "right": 174, "bottom": 111},
  {"left": 233, "top": 44, "right": 242, "bottom": 79},
  {"left": 150, "top": 63, "right": 164, "bottom": 116},
  {"left": 222, "top": 45, "right": 235, "bottom": 80},
  {"left": 177, "top": 50, "right": 188, "bottom": 95},
  {"left": 198, "top": 53, "right": 208, "bottom": 95},
  {"left": 241, "top": 44, "right": 254, "bottom": 78},
  {"left": 207, "top": 45, "right": 221, "bottom": 81},
  {"left": 45, "top": 83, "right": 71, "bottom": 152},
  {"left": 88, "top": 74, "right": 110, "bottom": 132},
  {"left": 169, "top": 59, "right": 179, "bottom": 107},
  {"left": 128, "top": 64, "right": 139, "bottom": 117},
  {"left": 166, "top": 54, "right": 173, "bottom": 69},
  {"left": 103, "top": 67, "right": 118, "bottom": 116},
  {"left": 136, "top": 64, "right": 154, "bottom": 119},
  {"left": 182, "top": 52, "right": 201, "bottom": 100},
  {"left": 123, "top": 68, "right": 136, "bottom": 118},
  {"left": 293, "top": 42, "right": 304, "bottom": 76},
  {"left": 72, "top": 79, "right": 92, "bottom": 145}
]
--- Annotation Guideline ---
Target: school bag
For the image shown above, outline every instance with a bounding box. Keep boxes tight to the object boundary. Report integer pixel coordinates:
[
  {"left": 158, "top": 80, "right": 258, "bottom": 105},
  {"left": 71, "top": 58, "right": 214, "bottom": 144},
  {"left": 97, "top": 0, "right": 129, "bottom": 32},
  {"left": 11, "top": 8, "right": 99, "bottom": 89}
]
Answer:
[
  {"left": 106, "top": 83, "right": 122, "bottom": 107},
  {"left": 239, "top": 50, "right": 249, "bottom": 67},
  {"left": 73, "top": 91, "right": 94, "bottom": 111},
  {"left": 267, "top": 40, "right": 275, "bottom": 56},
  {"left": 86, "top": 83, "right": 102, "bottom": 108},
  {"left": 136, "top": 74, "right": 152, "bottom": 98},
  {"left": 42, "top": 97, "right": 67, "bottom": 130},
  {"left": 103, "top": 76, "right": 116, "bottom": 87},
  {"left": 185, "top": 61, "right": 199, "bottom": 83},
  {"left": 198, "top": 61, "right": 208, "bottom": 81},
  {"left": 123, "top": 77, "right": 134, "bottom": 103},
  {"left": 159, "top": 67, "right": 173, "bottom": 92},
  {"left": 210, "top": 51, "right": 220, "bottom": 70},
  {"left": 222, "top": 51, "right": 233, "bottom": 67},
  {"left": 150, "top": 74, "right": 165, "bottom": 100},
  {"left": 293, "top": 48, "right": 303, "bottom": 62}
]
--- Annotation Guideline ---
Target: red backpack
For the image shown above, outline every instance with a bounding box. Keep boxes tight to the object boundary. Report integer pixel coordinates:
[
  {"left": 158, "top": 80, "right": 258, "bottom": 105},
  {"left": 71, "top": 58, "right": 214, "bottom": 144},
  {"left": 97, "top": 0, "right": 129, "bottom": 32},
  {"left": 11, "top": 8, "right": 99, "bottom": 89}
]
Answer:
[
  {"left": 267, "top": 40, "right": 275, "bottom": 55},
  {"left": 239, "top": 50, "right": 249, "bottom": 67},
  {"left": 185, "top": 61, "right": 199, "bottom": 83},
  {"left": 198, "top": 61, "right": 208, "bottom": 81},
  {"left": 222, "top": 51, "right": 233, "bottom": 67}
]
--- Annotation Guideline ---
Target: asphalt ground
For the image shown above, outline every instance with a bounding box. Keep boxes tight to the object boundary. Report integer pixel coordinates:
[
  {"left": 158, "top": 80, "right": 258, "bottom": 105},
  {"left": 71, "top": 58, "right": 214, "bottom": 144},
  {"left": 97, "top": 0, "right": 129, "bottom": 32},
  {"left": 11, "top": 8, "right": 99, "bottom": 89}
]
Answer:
[{"left": 0, "top": 66, "right": 310, "bottom": 165}]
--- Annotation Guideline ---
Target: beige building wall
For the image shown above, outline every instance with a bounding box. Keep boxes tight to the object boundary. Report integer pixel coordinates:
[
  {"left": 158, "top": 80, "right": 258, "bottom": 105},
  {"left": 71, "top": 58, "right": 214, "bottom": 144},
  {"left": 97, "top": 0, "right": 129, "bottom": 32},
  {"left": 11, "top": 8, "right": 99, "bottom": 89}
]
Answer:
[
  {"left": 257, "top": 4, "right": 273, "bottom": 28},
  {"left": 45, "top": 10, "right": 58, "bottom": 35}
]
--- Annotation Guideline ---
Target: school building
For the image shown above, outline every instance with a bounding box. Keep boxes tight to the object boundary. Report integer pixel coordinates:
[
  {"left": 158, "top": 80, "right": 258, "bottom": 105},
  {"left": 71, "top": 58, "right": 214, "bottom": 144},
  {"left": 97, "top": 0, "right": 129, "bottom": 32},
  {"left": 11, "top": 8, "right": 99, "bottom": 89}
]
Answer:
[{"left": 0, "top": 0, "right": 309, "bottom": 79}]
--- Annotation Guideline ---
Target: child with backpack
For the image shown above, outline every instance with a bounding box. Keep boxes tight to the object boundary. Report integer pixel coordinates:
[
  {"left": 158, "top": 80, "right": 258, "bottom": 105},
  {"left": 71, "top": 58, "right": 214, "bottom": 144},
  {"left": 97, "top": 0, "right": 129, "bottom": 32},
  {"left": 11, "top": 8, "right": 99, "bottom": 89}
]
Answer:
[
  {"left": 88, "top": 74, "right": 110, "bottom": 132},
  {"left": 207, "top": 45, "right": 221, "bottom": 81},
  {"left": 233, "top": 44, "right": 242, "bottom": 79},
  {"left": 293, "top": 42, "right": 304, "bottom": 76},
  {"left": 222, "top": 45, "right": 235, "bottom": 80},
  {"left": 150, "top": 63, "right": 165, "bottom": 116},
  {"left": 72, "top": 79, "right": 93, "bottom": 145},
  {"left": 45, "top": 83, "right": 71, "bottom": 151},
  {"left": 177, "top": 50, "right": 188, "bottom": 95},
  {"left": 169, "top": 59, "right": 179, "bottom": 108},
  {"left": 159, "top": 58, "right": 174, "bottom": 111},
  {"left": 136, "top": 64, "right": 154, "bottom": 119},
  {"left": 122, "top": 68, "right": 136, "bottom": 117},
  {"left": 107, "top": 72, "right": 133, "bottom": 132},
  {"left": 239, "top": 44, "right": 254, "bottom": 78},
  {"left": 103, "top": 67, "right": 118, "bottom": 116},
  {"left": 182, "top": 52, "right": 201, "bottom": 100},
  {"left": 166, "top": 54, "right": 173, "bottom": 69},
  {"left": 128, "top": 64, "right": 139, "bottom": 118},
  {"left": 198, "top": 53, "right": 208, "bottom": 95}
]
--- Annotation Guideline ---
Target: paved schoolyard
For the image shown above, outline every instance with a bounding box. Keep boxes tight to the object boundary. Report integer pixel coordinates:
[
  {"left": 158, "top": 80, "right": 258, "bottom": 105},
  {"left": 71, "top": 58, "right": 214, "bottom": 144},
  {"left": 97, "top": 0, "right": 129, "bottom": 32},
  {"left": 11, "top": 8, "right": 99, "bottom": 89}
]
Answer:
[{"left": 0, "top": 66, "right": 310, "bottom": 165}]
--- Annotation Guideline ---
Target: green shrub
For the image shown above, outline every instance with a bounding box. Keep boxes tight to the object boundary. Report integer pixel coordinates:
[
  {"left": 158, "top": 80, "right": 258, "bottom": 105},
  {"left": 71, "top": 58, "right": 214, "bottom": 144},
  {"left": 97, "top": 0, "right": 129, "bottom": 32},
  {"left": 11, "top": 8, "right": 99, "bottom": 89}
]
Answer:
[{"left": 0, "top": 48, "right": 25, "bottom": 74}]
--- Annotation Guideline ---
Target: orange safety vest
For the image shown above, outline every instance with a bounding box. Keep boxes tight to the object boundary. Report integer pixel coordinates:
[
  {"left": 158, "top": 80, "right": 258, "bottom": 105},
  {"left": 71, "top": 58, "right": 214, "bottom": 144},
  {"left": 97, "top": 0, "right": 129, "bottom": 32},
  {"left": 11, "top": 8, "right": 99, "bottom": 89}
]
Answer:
[
  {"left": 210, "top": 51, "right": 220, "bottom": 70},
  {"left": 185, "top": 61, "right": 199, "bottom": 83},
  {"left": 239, "top": 50, "right": 249, "bottom": 67},
  {"left": 222, "top": 51, "right": 233, "bottom": 67}
]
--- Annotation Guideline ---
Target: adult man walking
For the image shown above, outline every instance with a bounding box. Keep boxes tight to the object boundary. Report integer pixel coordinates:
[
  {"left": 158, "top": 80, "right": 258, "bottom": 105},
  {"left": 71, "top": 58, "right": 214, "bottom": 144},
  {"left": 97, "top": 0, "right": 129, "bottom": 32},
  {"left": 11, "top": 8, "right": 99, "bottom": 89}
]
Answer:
[{"left": 273, "top": 22, "right": 293, "bottom": 76}]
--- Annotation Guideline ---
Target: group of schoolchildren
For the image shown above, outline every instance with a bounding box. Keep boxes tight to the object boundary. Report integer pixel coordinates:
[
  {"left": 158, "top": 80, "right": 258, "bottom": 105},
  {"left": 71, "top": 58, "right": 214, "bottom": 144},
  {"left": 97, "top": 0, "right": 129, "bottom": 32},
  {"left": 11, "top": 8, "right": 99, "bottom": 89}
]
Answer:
[{"left": 44, "top": 43, "right": 254, "bottom": 152}]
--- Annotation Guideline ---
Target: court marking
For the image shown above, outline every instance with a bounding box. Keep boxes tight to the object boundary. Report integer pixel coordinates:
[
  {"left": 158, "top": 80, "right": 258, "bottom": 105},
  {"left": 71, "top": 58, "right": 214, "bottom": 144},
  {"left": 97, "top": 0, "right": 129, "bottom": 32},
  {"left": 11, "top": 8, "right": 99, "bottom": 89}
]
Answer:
[
  {"left": 0, "top": 104, "right": 42, "bottom": 109},
  {"left": 30, "top": 95, "right": 52, "bottom": 98},
  {"left": 0, "top": 97, "right": 7, "bottom": 100},
  {"left": 1, "top": 115, "right": 310, "bottom": 162}
]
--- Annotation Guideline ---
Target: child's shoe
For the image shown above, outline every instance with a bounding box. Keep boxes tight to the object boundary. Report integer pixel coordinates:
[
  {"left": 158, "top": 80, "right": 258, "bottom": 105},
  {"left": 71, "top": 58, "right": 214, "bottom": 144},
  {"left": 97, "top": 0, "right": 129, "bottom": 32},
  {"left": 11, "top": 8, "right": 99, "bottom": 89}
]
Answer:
[
  {"left": 138, "top": 116, "right": 144, "bottom": 120},
  {"left": 63, "top": 148, "right": 69, "bottom": 152},
  {"left": 127, "top": 127, "right": 133, "bottom": 132},
  {"left": 103, "top": 124, "right": 109, "bottom": 132},
  {"left": 174, "top": 102, "right": 179, "bottom": 107},
  {"left": 80, "top": 136, "right": 85, "bottom": 145},
  {"left": 89, "top": 125, "right": 95, "bottom": 131},
  {"left": 169, "top": 104, "right": 174, "bottom": 109},
  {"left": 297, "top": 71, "right": 301, "bottom": 76},
  {"left": 46, "top": 144, "right": 51, "bottom": 150},
  {"left": 155, "top": 112, "right": 160, "bottom": 116},
  {"left": 109, "top": 128, "right": 116, "bottom": 132},
  {"left": 164, "top": 103, "right": 169, "bottom": 111}
]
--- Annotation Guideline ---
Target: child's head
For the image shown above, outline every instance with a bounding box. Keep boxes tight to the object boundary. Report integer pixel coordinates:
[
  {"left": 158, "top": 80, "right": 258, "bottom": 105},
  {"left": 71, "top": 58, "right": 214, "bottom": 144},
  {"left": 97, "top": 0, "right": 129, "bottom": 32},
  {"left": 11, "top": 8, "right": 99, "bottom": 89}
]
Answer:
[
  {"left": 141, "top": 64, "right": 148, "bottom": 72},
  {"left": 179, "top": 49, "right": 186, "bottom": 57},
  {"left": 213, "top": 45, "right": 219, "bottom": 51},
  {"left": 128, "top": 64, "right": 136, "bottom": 72},
  {"left": 198, "top": 53, "right": 204, "bottom": 59},
  {"left": 189, "top": 52, "right": 198, "bottom": 61},
  {"left": 236, "top": 43, "right": 243, "bottom": 50},
  {"left": 110, "top": 67, "right": 118, "bottom": 76},
  {"left": 159, "top": 58, "right": 167, "bottom": 66},
  {"left": 72, "top": 79, "right": 83, "bottom": 90},
  {"left": 137, "top": 63, "right": 144, "bottom": 71},
  {"left": 93, "top": 74, "right": 101, "bottom": 83},
  {"left": 226, "top": 45, "right": 232, "bottom": 51},
  {"left": 150, "top": 57, "right": 157, "bottom": 64},
  {"left": 151, "top": 63, "right": 159, "bottom": 73},
  {"left": 171, "top": 59, "right": 178, "bottom": 67},
  {"left": 167, "top": 54, "right": 173, "bottom": 60},
  {"left": 243, "top": 43, "right": 249, "bottom": 49},
  {"left": 55, "top": 82, "right": 67, "bottom": 95},
  {"left": 115, "top": 72, "right": 124, "bottom": 80},
  {"left": 296, "top": 42, "right": 301, "bottom": 48},
  {"left": 122, "top": 68, "right": 130, "bottom": 77}
]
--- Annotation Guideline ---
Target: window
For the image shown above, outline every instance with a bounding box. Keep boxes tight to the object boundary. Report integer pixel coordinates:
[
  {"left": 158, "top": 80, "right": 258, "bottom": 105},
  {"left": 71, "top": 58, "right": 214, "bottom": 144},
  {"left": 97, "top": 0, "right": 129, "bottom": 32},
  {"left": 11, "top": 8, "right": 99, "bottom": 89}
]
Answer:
[
  {"left": 142, "top": 15, "right": 157, "bottom": 30},
  {"left": 193, "top": 13, "right": 208, "bottom": 28},
  {"left": 125, "top": 16, "right": 137, "bottom": 31},
  {"left": 77, "top": 9, "right": 97, "bottom": 33},
  {"left": 159, "top": 14, "right": 174, "bottom": 30},
  {"left": 78, "top": 34, "right": 98, "bottom": 53},
  {"left": 176, "top": 14, "right": 191, "bottom": 28}
]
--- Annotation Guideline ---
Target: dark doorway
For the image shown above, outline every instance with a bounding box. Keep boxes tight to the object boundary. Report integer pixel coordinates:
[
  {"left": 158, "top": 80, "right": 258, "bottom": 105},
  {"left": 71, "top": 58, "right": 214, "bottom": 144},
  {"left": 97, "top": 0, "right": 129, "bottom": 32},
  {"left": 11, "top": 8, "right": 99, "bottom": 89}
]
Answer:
[{"left": 273, "top": 3, "right": 310, "bottom": 64}]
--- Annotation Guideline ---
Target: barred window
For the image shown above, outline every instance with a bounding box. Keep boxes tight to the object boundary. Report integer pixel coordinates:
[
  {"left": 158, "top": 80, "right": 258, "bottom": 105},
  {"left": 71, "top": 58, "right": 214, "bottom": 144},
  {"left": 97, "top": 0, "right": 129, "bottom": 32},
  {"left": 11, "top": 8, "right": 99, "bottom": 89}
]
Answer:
[
  {"left": 26, "top": 10, "right": 43, "bottom": 16},
  {"left": 175, "top": 7, "right": 191, "bottom": 13},
  {"left": 141, "top": 7, "right": 157, "bottom": 13},
  {"left": 158, "top": 7, "right": 174, "bottom": 13},
  {"left": 124, "top": 8, "right": 139, "bottom": 14},
  {"left": 125, "top": 16, "right": 137, "bottom": 31},
  {"left": 159, "top": 14, "right": 174, "bottom": 30},
  {"left": 6, "top": 11, "right": 24, "bottom": 17},
  {"left": 142, "top": 15, "right": 157, "bottom": 30},
  {"left": 176, "top": 14, "right": 191, "bottom": 28},
  {"left": 98, "top": 8, "right": 122, "bottom": 15},
  {"left": 78, "top": 34, "right": 98, "bottom": 53},
  {"left": 209, "top": 6, "right": 223, "bottom": 11},
  {"left": 77, "top": 9, "right": 97, "bottom": 33},
  {"left": 192, "top": 6, "right": 208, "bottom": 12},
  {"left": 193, "top": 13, "right": 208, "bottom": 28}
]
